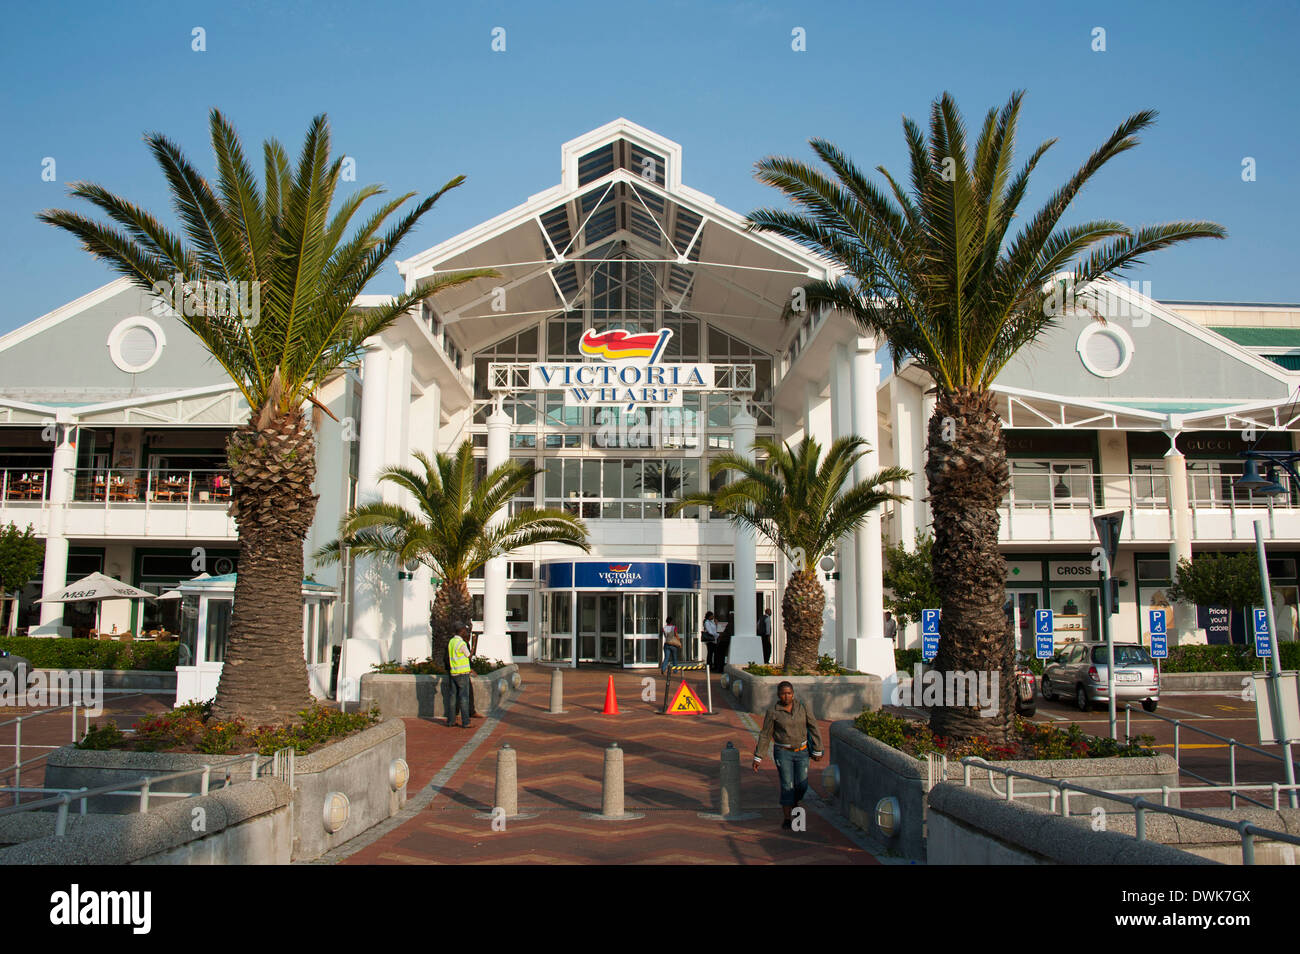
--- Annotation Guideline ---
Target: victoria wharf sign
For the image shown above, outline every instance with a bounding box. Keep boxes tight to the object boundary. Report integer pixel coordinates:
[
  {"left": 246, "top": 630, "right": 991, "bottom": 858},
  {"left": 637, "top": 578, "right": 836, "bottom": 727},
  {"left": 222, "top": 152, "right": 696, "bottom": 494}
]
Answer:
[{"left": 527, "top": 328, "right": 715, "bottom": 410}]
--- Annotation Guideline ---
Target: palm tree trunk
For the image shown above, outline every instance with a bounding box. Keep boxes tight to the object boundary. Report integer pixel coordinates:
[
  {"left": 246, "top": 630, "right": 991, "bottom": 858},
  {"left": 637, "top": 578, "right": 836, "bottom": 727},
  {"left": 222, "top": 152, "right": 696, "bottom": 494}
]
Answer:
[
  {"left": 210, "top": 408, "right": 316, "bottom": 725},
  {"left": 430, "top": 577, "right": 472, "bottom": 669},
  {"left": 782, "top": 568, "right": 825, "bottom": 672},
  {"left": 926, "top": 388, "right": 1015, "bottom": 743}
]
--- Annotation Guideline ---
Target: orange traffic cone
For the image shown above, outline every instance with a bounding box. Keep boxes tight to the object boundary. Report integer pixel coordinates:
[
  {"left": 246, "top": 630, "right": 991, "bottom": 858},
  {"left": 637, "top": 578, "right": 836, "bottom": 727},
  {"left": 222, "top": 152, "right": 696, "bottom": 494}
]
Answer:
[{"left": 601, "top": 674, "right": 620, "bottom": 715}]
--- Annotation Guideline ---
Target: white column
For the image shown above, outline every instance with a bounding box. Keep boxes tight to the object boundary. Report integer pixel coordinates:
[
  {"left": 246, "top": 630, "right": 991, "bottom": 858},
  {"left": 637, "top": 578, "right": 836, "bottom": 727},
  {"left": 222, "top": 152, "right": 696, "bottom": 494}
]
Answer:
[
  {"left": 731, "top": 405, "right": 762, "bottom": 664},
  {"left": 831, "top": 345, "right": 857, "bottom": 663},
  {"left": 37, "top": 419, "right": 77, "bottom": 631},
  {"left": 400, "top": 386, "right": 434, "bottom": 663},
  {"left": 480, "top": 405, "right": 512, "bottom": 661},
  {"left": 892, "top": 379, "right": 917, "bottom": 548},
  {"left": 805, "top": 381, "right": 835, "bottom": 656},
  {"left": 348, "top": 346, "right": 389, "bottom": 657},
  {"left": 850, "top": 339, "right": 894, "bottom": 681},
  {"left": 1164, "top": 429, "right": 1200, "bottom": 645}
]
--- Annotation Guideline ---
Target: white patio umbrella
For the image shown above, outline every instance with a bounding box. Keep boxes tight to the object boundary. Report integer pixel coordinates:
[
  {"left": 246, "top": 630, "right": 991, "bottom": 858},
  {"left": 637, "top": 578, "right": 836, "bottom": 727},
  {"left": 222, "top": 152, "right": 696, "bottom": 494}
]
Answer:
[{"left": 37, "top": 571, "right": 155, "bottom": 634}]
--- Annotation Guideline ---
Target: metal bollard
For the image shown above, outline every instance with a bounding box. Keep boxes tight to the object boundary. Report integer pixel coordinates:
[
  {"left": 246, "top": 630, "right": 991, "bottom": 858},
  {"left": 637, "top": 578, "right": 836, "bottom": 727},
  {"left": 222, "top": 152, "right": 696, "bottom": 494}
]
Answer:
[
  {"left": 496, "top": 743, "right": 518, "bottom": 816},
  {"left": 549, "top": 667, "right": 564, "bottom": 713},
  {"left": 601, "top": 743, "right": 624, "bottom": 818},
  {"left": 719, "top": 742, "right": 742, "bottom": 817}
]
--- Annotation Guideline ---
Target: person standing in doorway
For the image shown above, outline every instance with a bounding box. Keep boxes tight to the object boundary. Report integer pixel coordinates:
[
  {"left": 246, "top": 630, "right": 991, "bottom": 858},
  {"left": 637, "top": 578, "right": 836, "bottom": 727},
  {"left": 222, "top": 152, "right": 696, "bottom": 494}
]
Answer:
[
  {"left": 752, "top": 680, "right": 822, "bottom": 829},
  {"left": 883, "top": 611, "right": 897, "bottom": 645},
  {"left": 703, "top": 611, "right": 720, "bottom": 672},
  {"left": 447, "top": 621, "right": 474, "bottom": 729},
  {"left": 661, "top": 616, "right": 682, "bottom": 675},
  {"left": 758, "top": 607, "right": 773, "bottom": 664}
]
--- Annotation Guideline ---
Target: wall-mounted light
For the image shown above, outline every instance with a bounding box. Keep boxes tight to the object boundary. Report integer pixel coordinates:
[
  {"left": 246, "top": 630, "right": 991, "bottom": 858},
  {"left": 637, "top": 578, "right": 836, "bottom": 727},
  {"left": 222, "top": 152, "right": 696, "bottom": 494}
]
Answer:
[
  {"left": 323, "top": 791, "right": 350, "bottom": 833},
  {"left": 875, "top": 796, "right": 901, "bottom": 839}
]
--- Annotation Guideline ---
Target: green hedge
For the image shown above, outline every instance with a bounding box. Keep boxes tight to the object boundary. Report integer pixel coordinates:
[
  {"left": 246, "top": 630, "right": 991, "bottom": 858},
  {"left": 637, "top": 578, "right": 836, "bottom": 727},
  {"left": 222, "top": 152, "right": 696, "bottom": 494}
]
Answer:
[
  {"left": 0, "top": 636, "right": 178, "bottom": 671},
  {"left": 894, "top": 648, "right": 922, "bottom": 671},
  {"left": 1162, "top": 642, "right": 1300, "bottom": 673}
]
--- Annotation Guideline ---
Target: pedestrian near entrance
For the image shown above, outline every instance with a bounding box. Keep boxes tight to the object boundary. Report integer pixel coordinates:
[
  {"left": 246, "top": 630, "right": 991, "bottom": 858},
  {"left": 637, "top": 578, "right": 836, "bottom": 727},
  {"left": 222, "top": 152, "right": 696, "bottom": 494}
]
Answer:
[
  {"left": 883, "top": 611, "right": 897, "bottom": 644},
  {"left": 447, "top": 622, "right": 474, "bottom": 729},
  {"left": 753, "top": 681, "right": 822, "bottom": 829},
  {"left": 703, "top": 611, "right": 721, "bottom": 672},
  {"left": 718, "top": 614, "right": 733, "bottom": 671},
  {"left": 758, "top": 608, "right": 773, "bottom": 664},
  {"left": 660, "top": 615, "right": 682, "bottom": 675}
]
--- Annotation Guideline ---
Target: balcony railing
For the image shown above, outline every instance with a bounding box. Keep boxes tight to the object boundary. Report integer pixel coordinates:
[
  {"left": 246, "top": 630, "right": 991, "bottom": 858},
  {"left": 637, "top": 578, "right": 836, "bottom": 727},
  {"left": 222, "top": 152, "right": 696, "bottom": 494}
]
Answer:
[
  {"left": 70, "top": 468, "right": 231, "bottom": 506},
  {"left": 1000, "top": 471, "right": 1300, "bottom": 542}
]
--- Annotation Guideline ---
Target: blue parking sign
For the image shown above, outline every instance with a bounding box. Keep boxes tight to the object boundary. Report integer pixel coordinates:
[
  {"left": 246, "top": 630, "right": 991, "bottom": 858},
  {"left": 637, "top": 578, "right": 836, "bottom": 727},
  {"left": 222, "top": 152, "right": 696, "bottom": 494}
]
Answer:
[
  {"left": 1254, "top": 608, "right": 1272, "bottom": 659},
  {"left": 1034, "top": 609, "right": 1054, "bottom": 659},
  {"left": 922, "top": 609, "right": 940, "bottom": 660},
  {"left": 1149, "top": 609, "right": 1166, "bottom": 637}
]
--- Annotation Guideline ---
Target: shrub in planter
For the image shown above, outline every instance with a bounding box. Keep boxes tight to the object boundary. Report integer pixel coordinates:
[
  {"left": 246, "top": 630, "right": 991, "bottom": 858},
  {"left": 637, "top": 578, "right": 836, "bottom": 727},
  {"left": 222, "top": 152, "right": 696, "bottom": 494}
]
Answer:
[
  {"left": 371, "top": 656, "right": 509, "bottom": 676},
  {"left": 747, "top": 654, "right": 859, "bottom": 676}
]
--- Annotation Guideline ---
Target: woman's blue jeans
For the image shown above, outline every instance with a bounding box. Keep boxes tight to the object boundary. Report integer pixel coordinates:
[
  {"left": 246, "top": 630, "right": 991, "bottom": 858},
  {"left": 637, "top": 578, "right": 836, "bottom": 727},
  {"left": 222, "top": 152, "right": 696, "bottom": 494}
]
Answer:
[
  {"left": 661, "top": 644, "right": 680, "bottom": 674},
  {"left": 773, "top": 746, "right": 810, "bottom": 807}
]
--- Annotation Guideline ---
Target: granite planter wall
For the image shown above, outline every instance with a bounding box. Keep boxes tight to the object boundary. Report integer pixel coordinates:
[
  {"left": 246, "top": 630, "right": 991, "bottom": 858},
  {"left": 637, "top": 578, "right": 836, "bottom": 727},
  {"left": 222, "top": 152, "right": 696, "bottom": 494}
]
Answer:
[
  {"left": 360, "top": 665, "right": 519, "bottom": 719},
  {"left": 43, "top": 717, "right": 407, "bottom": 861},
  {"left": 828, "top": 719, "right": 1180, "bottom": 861},
  {"left": 723, "top": 664, "right": 881, "bottom": 721}
]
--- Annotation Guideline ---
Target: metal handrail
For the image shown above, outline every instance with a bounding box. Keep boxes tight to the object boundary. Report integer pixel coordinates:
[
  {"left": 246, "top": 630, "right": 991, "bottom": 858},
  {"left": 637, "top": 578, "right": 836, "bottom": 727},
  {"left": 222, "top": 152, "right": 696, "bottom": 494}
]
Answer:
[
  {"left": 0, "top": 748, "right": 291, "bottom": 837},
  {"left": 1123, "top": 702, "right": 1300, "bottom": 810},
  {"left": 957, "top": 755, "right": 1300, "bottom": 865},
  {"left": 0, "top": 703, "right": 91, "bottom": 799}
]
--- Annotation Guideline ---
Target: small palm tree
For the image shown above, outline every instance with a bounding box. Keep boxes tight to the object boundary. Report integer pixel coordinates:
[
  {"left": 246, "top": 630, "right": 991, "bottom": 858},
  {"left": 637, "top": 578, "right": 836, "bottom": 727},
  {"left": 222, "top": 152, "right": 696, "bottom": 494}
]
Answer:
[
  {"left": 748, "top": 91, "right": 1224, "bottom": 739},
  {"left": 315, "top": 442, "right": 590, "bottom": 666},
  {"left": 674, "top": 436, "right": 908, "bottom": 671},
  {"left": 39, "top": 110, "right": 495, "bottom": 724}
]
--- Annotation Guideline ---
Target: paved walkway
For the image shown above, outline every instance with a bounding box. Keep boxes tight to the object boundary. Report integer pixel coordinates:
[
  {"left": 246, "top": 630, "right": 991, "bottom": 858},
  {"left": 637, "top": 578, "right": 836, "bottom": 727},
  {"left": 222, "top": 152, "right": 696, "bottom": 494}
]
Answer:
[{"left": 332, "top": 665, "right": 882, "bottom": 865}]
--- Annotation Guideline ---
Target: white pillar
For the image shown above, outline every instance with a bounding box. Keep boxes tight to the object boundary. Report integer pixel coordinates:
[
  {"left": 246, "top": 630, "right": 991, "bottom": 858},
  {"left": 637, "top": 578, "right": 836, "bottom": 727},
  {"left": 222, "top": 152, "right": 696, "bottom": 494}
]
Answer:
[
  {"left": 892, "top": 379, "right": 918, "bottom": 548},
  {"left": 831, "top": 345, "right": 857, "bottom": 663},
  {"left": 480, "top": 405, "right": 512, "bottom": 661},
  {"left": 731, "top": 405, "right": 761, "bottom": 664},
  {"left": 850, "top": 339, "right": 894, "bottom": 681},
  {"left": 348, "top": 346, "right": 389, "bottom": 661},
  {"left": 37, "top": 419, "right": 77, "bottom": 630},
  {"left": 920, "top": 390, "right": 937, "bottom": 534},
  {"left": 1164, "top": 430, "right": 1200, "bottom": 645},
  {"left": 805, "top": 381, "right": 835, "bottom": 656},
  {"left": 400, "top": 385, "right": 434, "bottom": 663}
]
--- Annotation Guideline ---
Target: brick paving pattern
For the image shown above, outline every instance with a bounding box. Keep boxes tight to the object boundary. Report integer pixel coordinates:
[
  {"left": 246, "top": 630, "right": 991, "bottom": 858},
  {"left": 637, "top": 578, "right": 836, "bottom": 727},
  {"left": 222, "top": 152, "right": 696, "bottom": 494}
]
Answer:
[{"left": 341, "top": 666, "right": 880, "bottom": 865}]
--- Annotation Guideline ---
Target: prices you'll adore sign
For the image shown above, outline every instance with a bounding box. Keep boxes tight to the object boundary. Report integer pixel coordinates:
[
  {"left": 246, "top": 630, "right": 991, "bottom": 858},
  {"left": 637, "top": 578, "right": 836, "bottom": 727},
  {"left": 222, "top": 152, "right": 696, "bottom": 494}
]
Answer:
[{"left": 528, "top": 328, "right": 715, "bottom": 409}]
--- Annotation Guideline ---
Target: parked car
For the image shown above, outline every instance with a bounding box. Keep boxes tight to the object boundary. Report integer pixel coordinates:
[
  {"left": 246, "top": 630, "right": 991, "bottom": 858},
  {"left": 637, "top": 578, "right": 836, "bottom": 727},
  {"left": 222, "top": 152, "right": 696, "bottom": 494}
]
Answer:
[{"left": 1041, "top": 641, "right": 1159, "bottom": 712}]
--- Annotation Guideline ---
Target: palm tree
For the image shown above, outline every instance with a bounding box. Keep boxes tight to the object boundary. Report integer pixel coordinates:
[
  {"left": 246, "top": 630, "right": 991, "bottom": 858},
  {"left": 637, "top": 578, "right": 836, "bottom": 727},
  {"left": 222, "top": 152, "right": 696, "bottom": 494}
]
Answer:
[
  {"left": 747, "top": 91, "right": 1224, "bottom": 740},
  {"left": 315, "top": 443, "right": 590, "bottom": 667},
  {"left": 39, "top": 110, "right": 495, "bottom": 724},
  {"left": 673, "top": 436, "right": 908, "bottom": 671}
]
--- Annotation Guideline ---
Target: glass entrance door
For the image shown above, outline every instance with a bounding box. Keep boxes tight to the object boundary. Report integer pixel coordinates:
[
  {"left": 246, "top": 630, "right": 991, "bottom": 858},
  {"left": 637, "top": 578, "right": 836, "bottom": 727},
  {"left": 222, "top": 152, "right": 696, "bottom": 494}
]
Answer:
[
  {"left": 621, "top": 593, "right": 662, "bottom": 666},
  {"left": 1005, "top": 589, "right": 1042, "bottom": 654},
  {"left": 579, "top": 594, "right": 599, "bottom": 662},
  {"left": 598, "top": 595, "right": 620, "bottom": 663}
]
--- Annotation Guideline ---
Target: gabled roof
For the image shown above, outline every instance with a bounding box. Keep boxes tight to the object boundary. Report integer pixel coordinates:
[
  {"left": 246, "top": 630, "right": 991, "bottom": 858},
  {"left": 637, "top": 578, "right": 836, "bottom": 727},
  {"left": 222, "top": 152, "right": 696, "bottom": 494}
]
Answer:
[{"left": 395, "top": 120, "right": 838, "bottom": 353}]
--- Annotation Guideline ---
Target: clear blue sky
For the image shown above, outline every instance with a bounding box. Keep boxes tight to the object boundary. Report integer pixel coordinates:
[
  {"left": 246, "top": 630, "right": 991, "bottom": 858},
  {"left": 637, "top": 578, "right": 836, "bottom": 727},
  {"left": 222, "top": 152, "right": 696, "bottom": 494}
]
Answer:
[{"left": 2, "top": 0, "right": 1296, "bottom": 334}]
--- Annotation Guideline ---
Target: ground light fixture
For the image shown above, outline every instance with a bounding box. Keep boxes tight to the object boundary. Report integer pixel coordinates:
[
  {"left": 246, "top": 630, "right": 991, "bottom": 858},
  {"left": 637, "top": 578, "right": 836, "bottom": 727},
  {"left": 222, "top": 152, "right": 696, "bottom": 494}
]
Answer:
[
  {"left": 874, "top": 796, "right": 901, "bottom": 839},
  {"left": 389, "top": 758, "right": 409, "bottom": 792},
  {"left": 323, "top": 791, "right": 350, "bottom": 833}
]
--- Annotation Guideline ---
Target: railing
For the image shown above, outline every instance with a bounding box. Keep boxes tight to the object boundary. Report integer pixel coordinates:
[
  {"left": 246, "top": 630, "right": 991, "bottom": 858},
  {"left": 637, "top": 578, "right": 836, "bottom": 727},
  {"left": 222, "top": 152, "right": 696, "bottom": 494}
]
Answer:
[
  {"left": 951, "top": 755, "right": 1300, "bottom": 865},
  {"left": 0, "top": 748, "right": 294, "bottom": 836},
  {"left": 0, "top": 468, "right": 50, "bottom": 503},
  {"left": 1000, "top": 471, "right": 1300, "bottom": 541},
  {"left": 1123, "top": 702, "right": 1300, "bottom": 810},
  {"left": 0, "top": 703, "right": 91, "bottom": 805},
  {"left": 70, "top": 467, "right": 232, "bottom": 505}
]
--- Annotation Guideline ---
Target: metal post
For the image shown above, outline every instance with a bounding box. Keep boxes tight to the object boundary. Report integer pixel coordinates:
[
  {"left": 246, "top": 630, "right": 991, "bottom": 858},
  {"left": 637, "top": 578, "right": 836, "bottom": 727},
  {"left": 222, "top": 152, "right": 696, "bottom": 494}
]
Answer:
[
  {"left": 139, "top": 777, "right": 150, "bottom": 813},
  {"left": 719, "top": 742, "right": 742, "bottom": 817},
  {"left": 548, "top": 667, "right": 563, "bottom": 714},
  {"left": 1241, "top": 825, "right": 1255, "bottom": 866},
  {"left": 1102, "top": 556, "right": 1116, "bottom": 741},
  {"left": 1254, "top": 518, "right": 1297, "bottom": 808},
  {"left": 1125, "top": 706, "right": 1130, "bottom": 743},
  {"left": 1229, "top": 740, "right": 1238, "bottom": 810},
  {"left": 56, "top": 794, "right": 70, "bottom": 837},
  {"left": 201, "top": 765, "right": 211, "bottom": 796},
  {"left": 13, "top": 717, "right": 20, "bottom": 795},
  {"left": 1135, "top": 799, "right": 1147, "bottom": 841},
  {"left": 71, "top": 701, "right": 77, "bottom": 742},
  {"left": 1174, "top": 721, "right": 1181, "bottom": 769},
  {"left": 79, "top": 786, "right": 88, "bottom": 816}
]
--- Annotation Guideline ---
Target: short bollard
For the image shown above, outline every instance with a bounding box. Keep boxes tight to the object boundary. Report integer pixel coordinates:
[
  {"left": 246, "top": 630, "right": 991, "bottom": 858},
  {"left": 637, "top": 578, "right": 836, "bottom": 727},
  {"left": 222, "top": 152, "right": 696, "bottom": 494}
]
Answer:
[
  {"left": 699, "top": 741, "right": 760, "bottom": 821},
  {"left": 584, "top": 742, "right": 643, "bottom": 821},
  {"left": 549, "top": 667, "right": 564, "bottom": 713},
  {"left": 720, "top": 742, "right": 742, "bottom": 816},
  {"left": 496, "top": 743, "right": 518, "bottom": 817}
]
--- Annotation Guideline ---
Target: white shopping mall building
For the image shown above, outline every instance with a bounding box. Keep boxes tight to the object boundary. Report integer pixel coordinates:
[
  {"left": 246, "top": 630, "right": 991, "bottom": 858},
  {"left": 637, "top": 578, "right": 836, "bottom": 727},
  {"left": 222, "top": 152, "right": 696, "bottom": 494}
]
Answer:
[{"left": 3, "top": 119, "right": 1298, "bottom": 702}]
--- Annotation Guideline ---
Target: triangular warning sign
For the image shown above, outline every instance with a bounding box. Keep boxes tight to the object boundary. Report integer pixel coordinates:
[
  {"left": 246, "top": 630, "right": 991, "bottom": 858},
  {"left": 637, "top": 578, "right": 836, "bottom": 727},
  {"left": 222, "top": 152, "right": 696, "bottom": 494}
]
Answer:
[{"left": 667, "top": 680, "right": 706, "bottom": 714}]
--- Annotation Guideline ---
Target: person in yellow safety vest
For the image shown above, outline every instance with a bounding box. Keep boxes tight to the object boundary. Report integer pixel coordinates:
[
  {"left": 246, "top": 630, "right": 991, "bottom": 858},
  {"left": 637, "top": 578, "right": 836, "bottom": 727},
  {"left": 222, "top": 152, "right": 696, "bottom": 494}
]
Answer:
[{"left": 447, "top": 621, "right": 474, "bottom": 729}]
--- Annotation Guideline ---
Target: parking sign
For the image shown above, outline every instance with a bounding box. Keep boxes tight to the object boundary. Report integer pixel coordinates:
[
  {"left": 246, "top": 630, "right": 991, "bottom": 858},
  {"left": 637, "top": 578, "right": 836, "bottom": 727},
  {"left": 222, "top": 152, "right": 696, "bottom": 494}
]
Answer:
[
  {"left": 1149, "top": 609, "right": 1168, "bottom": 659},
  {"left": 1254, "top": 608, "right": 1272, "bottom": 659},
  {"left": 922, "top": 609, "right": 940, "bottom": 660},
  {"left": 1034, "top": 609, "right": 1054, "bottom": 659}
]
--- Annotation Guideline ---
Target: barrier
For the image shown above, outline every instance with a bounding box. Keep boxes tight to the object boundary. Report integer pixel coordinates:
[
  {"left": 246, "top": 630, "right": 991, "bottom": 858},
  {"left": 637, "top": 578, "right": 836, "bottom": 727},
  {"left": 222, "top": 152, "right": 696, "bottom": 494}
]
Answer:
[{"left": 662, "top": 662, "right": 712, "bottom": 714}]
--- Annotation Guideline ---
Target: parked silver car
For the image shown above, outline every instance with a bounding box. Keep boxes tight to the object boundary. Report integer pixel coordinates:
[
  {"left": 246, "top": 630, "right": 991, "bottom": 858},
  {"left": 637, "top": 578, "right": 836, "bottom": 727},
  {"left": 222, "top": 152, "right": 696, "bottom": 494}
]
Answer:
[{"left": 1041, "top": 641, "right": 1159, "bottom": 712}]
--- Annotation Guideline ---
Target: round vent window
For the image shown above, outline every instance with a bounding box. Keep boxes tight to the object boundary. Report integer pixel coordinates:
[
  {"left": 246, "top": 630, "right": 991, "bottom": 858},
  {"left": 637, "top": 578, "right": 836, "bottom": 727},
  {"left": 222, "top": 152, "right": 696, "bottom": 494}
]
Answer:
[
  {"left": 108, "top": 317, "right": 166, "bottom": 374},
  {"left": 1076, "top": 324, "right": 1133, "bottom": 378}
]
